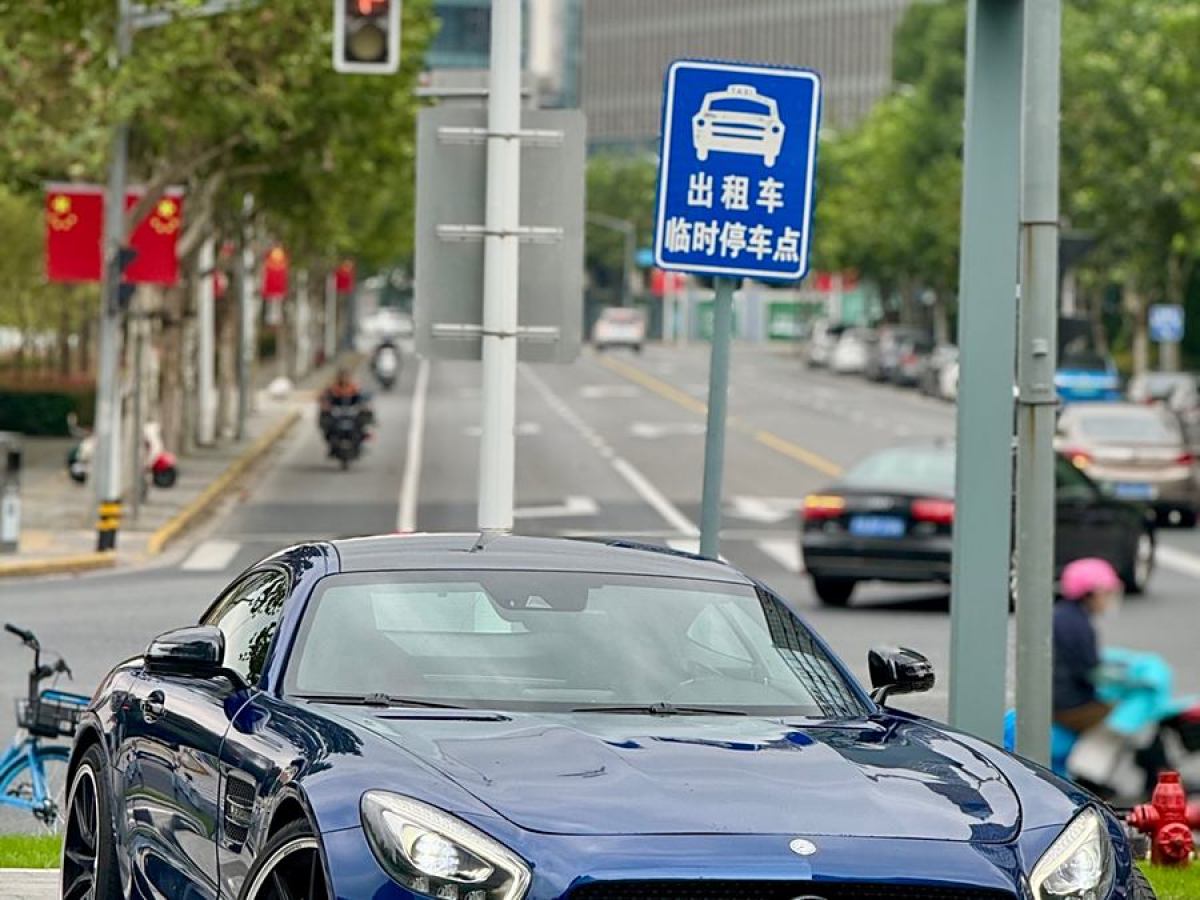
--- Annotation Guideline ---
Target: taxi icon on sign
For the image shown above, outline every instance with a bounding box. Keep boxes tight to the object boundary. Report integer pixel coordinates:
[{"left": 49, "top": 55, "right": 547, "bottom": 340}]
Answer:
[{"left": 693, "top": 84, "right": 785, "bottom": 168}]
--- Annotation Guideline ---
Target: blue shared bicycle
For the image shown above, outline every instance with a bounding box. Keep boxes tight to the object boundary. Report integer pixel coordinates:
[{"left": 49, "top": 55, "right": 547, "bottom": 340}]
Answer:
[{"left": 0, "top": 623, "right": 89, "bottom": 833}]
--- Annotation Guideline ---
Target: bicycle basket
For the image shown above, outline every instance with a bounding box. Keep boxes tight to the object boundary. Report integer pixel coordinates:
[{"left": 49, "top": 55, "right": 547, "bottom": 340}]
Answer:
[{"left": 18, "top": 690, "right": 88, "bottom": 739}]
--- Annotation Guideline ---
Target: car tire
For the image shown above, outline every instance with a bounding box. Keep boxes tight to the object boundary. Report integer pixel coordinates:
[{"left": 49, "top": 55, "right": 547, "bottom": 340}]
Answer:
[
  {"left": 1121, "top": 529, "right": 1155, "bottom": 595},
  {"left": 812, "top": 577, "right": 855, "bottom": 608},
  {"left": 60, "top": 745, "right": 122, "bottom": 900},
  {"left": 1129, "top": 867, "right": 1158, "bottom": 899},
  {"left": 239, "top": 819, "right": 329, "bottom": 900}
]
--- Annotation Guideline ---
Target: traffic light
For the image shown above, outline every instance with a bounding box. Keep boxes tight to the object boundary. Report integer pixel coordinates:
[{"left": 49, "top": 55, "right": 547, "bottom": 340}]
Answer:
[{"left": 334, "top": 0, "right": 401, "bottom": 74}]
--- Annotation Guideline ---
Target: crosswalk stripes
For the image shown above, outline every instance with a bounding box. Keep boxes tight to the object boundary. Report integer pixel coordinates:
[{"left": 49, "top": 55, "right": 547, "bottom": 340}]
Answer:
[{"left": 181, "top": 539, "right": 242, "bottom": 572}]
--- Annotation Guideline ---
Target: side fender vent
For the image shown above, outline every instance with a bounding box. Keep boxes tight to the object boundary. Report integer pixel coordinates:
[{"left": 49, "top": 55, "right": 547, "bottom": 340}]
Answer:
[{"left": 223, "top": 772, "right": 257, "bottom": 851}]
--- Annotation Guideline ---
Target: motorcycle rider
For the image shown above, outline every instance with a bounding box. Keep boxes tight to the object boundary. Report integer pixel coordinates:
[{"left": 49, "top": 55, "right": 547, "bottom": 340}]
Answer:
[
  {"left": 1054, "top": 557, "right": 1167, "bottom": 793},
  {"left": 319, "top": 368, "right": 372, "bottom": 447}
]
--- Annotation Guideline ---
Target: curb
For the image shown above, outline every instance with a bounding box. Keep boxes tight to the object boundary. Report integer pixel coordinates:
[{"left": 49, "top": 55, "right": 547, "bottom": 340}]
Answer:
[
  {"left": 0, "top": 551, "right": 116, "bottom": 579},
  {"left": 146, "top": 408, "right": 301, "bottom": 556}
]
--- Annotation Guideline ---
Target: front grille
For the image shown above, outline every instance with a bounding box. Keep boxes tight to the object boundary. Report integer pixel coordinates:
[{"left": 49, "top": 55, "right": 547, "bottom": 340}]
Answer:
[{"left": 568, "top": 881, "right": 1014, "bottom": 900}]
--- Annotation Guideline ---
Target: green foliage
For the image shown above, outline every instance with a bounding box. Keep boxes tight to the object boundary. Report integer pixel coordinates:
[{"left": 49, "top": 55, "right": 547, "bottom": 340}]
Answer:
[
  {"left": 586, "top": 155, "right": 658, "bottom": 298},
  {"left": 0, "top": 0, "right": 435, "bottom": 273},
  {"left": 0, "top": 833, "right": 62, "bottom": 869},
  {"left": 0, "top": 379, "right": 96, "bottom": 435}
]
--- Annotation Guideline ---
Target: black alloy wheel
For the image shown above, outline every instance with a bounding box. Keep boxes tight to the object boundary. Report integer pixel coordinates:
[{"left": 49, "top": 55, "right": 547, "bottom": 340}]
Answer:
[
  {"left": 60, "top": 745, "right": 120, "bottom": 900},
  {"left": 241, "top": 820, "right": 330, "bottom": 900}
]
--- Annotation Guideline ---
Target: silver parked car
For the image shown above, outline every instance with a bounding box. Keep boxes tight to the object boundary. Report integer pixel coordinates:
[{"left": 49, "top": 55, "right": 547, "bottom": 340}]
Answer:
[{"left": 1054, "top": 401, "right": 1199, "bottom": 526}]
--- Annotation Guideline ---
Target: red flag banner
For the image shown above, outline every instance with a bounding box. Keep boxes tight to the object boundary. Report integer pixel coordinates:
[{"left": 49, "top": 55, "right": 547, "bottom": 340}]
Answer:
[
  {"left": 44, "top": 184, "right": 184, "bottom": 285},
  {"left": 126, "top": 191, "right": 184, "bottom": 285},
  {"left": 334, "top": 260, "right": 355, "bottom": 295},
  {"left": 45, "top": 186, "right": 104, "bottom": 283},
  {"left": 262, "top": 246, "right": 289, "bottom": 299}
]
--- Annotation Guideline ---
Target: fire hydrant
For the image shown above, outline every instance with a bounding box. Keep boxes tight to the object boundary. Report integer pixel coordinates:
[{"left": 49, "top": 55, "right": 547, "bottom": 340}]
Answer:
[{"left": 1127, "top": 771, "right": 1200, "bottom": 866}]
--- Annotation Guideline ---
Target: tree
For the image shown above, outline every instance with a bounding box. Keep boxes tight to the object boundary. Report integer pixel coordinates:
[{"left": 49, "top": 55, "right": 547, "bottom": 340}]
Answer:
[{"left": 585, "top": 155, "right": 658, "bottom": 301}]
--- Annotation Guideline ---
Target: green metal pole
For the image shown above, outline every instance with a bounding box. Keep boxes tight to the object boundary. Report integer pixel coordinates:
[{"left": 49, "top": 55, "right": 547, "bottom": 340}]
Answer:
[
  {"left": 949, "top": 0, "right": 1023, "bottom": 743},
  {"left": 699, "top": 277, "right": 735, "bottom": 558},
  {"left": 1014, "top": 0, "right": 1061, "bottom": 764}
]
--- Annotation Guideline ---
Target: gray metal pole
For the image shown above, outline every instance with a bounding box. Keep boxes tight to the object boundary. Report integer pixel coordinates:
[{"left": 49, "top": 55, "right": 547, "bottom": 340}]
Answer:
[
  {"left": 1161, "top": 340, "right": 1180, "bottom": 372},
  {"left": 949, "top": 0, "right": 1023, "bottom": 742},
  {"left": 129, "top": 313, "right": 144, "bottom": 522},
  {"left": 623, "top": 228, "right": 634, "bottom": 308},
  {"left": 477, "top": 0, "right": 522, "bottom": 533},
  {"left": 699, "top": 277, "right": 736, "bottom": 558},
  {"left": 235, "top": 196, "right": 254, "bottom": 441},
  {"left": 196, "top": 236, "right": 217, "bottom": 445},
  {"left": 1015, "top": 0, "right": 1061, "bottom": 764},
  {"left": 93, "top": 0, "right": 133, "bottom": 551}
]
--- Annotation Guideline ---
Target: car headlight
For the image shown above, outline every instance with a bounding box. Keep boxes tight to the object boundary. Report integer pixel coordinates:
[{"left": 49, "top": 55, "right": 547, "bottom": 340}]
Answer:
[
  {"left": 361, "top": 792, "right": 531, "bottom": 900},
  {"left": 1029, "top": 808, "right": 1115, "bottom": 900}
]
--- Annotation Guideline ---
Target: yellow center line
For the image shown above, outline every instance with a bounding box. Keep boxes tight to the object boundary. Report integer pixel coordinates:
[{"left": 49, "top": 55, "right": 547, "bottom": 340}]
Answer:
[{"left": 596, "top": 353, "right": 845, "bottom": 479}]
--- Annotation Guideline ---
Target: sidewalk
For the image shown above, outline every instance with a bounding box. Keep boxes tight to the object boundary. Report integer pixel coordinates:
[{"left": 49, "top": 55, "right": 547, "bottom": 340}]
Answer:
[
  {"left": 0, "top": 367, "right": 336, "bottom": 579},
  {"left": 0, "top": 869, "right": 54, "bottom": 899}
]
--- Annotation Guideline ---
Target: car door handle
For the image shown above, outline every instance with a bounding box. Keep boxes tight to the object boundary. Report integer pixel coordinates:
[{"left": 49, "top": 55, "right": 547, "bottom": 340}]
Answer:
[{"left": 143, "top": 690, "right": 165, "bottom": 724}]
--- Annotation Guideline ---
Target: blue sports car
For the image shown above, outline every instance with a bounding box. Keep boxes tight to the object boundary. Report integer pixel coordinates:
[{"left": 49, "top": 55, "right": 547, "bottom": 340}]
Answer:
[{"left": 62, "top": 534, "right": 1153, "bottom": 900}]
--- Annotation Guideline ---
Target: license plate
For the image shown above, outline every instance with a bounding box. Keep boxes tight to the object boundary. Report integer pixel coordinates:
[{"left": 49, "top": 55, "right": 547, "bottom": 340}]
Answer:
[
  {"left": 849, "top": 515, "right": 906, "bottom": 538},
  {"left": 1112, "top": 482, "right": 1155, "bottom": 500}
]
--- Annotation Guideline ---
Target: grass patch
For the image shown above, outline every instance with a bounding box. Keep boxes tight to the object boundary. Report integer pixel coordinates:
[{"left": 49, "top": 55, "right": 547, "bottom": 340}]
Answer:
[
  {"left": 1142, "top": 862, "right": 1200, "bottom": 899},
  {"left": 0, "top": 833, "right": 61, "bottom": 868}
]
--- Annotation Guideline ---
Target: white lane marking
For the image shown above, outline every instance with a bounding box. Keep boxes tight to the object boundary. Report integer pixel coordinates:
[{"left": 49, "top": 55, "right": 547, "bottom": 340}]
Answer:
[
  {"left": 1154, "top": 544, "right": 1200, "bottom": 579},
  {"left": 181, "top": 539, "right": 241, "bottom": 572},
  {"left": 397, "top": 358, "right": 431, "bottom": 533},
  {"left": 728, "top": 496, "right": 800, "bottom": 524},
  {"left": 756, "top": 538, "right": 804, "bottom": 574},
  {"left": 580, "top": 384, "right": 641, "bottom": 400},
  {"left": 463, "top": 422, "right": 541, "bottom": 437},
  {"left": 514, "top": 496, "right": 600, "bottom": 520},
  {"left": 522, "top": 365, "right": 701, "bottom": 538},
  {"left": 629, "top": 421, "right": 706, "bottom": 439}
]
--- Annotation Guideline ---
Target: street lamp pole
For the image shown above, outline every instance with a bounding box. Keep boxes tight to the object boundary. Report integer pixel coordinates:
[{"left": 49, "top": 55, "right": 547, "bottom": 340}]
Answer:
[
  {"left": 587, "top": 212, "right": 635, "bottom": 307},
  {"left": 93, "top": 0, "right": 134, "bottom": 551}
]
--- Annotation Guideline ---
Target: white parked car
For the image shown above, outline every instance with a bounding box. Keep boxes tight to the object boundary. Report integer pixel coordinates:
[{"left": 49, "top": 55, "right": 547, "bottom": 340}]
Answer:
[
  {"left": 805, "top": 319, "right": 844, "bottom": 369},
  {"left": 592, "top": 306, "right": 647, "bottom": 353},
  {"left": 693, "top": 84, "right": 784, "bottom": 168},
  {"left": 830, "top": 328, "right": 874, "bottom": 375}
]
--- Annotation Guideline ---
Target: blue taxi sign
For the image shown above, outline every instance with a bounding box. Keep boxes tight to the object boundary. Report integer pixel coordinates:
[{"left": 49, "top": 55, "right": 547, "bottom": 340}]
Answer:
[
  {"left": 1149, "top": 304, "right": 1184, "bottom": 344},
  {"left": 654, "top": 60, "right": 822, "bottom": 281}
]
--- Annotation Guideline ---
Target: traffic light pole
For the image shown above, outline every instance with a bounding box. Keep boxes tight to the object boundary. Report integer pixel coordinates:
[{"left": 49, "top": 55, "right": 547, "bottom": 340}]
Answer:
[
  {"left": 1014, "top": 0, "right": 1061, "bottom": 765},
  {"left": 93, "top": 0, "right": 133, "bottom": 551},
  {"left": 477, "top": 0, "right": 522, "bottom": 533}
]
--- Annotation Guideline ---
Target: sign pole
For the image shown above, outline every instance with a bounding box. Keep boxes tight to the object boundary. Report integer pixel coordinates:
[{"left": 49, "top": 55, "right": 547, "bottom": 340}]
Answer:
[
  {"left": 1015, "top": 0, "right": 1061, "bottom": 764},
  {"left": 699, "top": 276, "right": 736, "bottom": 558},
  {"left": 196, "top": 236, "right": 217, "bottom": 445},
  {"left": 477, "top": 0, "right": 522, "bottom": 534},
  {"left": 949, "top": 0, "right": 1023, "bottom": 743}
]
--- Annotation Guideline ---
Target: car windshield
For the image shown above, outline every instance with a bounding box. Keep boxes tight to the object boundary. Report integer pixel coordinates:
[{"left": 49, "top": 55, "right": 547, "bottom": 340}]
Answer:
[
  {"left": 842, "top": 446, "right": 955, "bottom": 494},
  {"left": 1060, "top": 351, "right": 1109, "bottom": 372},
  {"left": 287, "top": 571, "right": 868, "bottom": 718},
  {"left": 1075, "top": 409, "right": 1182, "bottom": 443},
  {"left": 708, "top": 97, "right": 772, "bottom": 116}
]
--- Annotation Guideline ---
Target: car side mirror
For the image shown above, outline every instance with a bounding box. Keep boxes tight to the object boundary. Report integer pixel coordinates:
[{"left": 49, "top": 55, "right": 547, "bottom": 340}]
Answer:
[
  {"left": 868, "top": 646, "right": 935, "bottom": 705},
  {"left": 145, "top": 626, "right": 247, "bottom": 689}
]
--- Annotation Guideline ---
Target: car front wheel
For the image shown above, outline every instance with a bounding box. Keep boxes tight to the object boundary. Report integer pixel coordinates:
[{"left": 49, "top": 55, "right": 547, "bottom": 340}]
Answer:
[
  {"left": 60, "top": 745, "right": 121, "bottom": 900},
  {"left": 812, "top": 576, "right": 855, "bottom": 608},
  {"left": 240, "top": 819, "right": 329, "bottom": 900}
]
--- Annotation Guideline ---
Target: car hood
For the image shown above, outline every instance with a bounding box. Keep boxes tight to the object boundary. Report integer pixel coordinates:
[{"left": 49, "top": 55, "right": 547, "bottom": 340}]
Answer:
[{"left": 339, "top": 710, "right": 1020, "bottom": 842}]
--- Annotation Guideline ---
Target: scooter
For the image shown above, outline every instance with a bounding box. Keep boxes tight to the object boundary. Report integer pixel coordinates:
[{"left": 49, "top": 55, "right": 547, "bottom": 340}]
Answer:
[
  {"left": 67, "top": 417, "right": 179, "bottom": 494},
  {"left": 1005, "top": 648, "right": 1200, "bottom": 806},
  {"left": 324, "top": 405, "right": 371, "bottom": 470},
  {"left": 373, "top": 344, "right": 400, "bottom": 391}
]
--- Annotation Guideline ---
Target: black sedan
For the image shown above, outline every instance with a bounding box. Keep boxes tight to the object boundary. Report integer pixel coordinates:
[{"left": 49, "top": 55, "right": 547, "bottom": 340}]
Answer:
[{"left": 800, "top": 442, "right": 1155, "bottom": 607}]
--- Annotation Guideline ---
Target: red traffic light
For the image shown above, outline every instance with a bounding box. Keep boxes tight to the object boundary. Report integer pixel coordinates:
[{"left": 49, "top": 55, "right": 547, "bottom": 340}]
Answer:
[{"left": 335, "top": 0, "right": 400, "bottom": 74}]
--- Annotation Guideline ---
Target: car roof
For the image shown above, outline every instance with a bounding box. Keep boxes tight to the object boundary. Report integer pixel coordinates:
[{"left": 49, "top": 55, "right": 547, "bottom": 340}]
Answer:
[{"left": 329, "top": 533, "right": 749, "bottom": 583}]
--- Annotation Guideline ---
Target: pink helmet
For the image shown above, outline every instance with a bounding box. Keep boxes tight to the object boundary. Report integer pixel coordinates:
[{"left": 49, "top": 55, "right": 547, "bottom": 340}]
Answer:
[{"left": 1061, "top": 557, "right": 1121, "bottom": 601}]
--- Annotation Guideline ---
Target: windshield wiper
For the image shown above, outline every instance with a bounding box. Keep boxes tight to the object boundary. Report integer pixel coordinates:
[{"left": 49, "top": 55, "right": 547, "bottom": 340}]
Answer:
[
  {"left": 570, "top": 702, "right": 747, "bottom": 716},
  {"left": 293, "top": 692, "right": 465, "bottom": 710}
]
